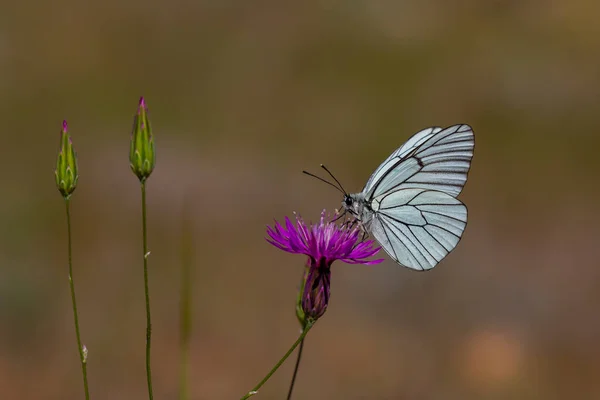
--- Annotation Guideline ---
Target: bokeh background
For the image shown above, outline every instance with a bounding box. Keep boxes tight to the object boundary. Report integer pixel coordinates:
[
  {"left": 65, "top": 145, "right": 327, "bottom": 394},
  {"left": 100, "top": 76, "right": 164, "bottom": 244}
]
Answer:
[{"left": 2, "top": 0, "right": 600, "bottom": 399}]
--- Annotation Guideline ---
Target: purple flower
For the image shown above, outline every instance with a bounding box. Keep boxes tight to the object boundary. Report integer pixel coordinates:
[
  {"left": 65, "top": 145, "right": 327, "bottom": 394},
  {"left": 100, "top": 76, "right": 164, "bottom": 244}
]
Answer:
[
  {"left": 267, "top": 211, "right": 383, "bottom": 322},
  {"left": 267, "top": 211, "right": 383, "bottom": 266}
]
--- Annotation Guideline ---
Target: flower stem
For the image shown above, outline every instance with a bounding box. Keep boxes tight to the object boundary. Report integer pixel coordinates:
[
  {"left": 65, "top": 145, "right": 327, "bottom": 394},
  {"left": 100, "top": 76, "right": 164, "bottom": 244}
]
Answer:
[
  {"left": 65, "top": 199, "right": 90, "bottom": 400},
  {"left": 240, "top": 321, "right": 314, "bottom": 400},
  {"left": 140, "top": 181, "right": 154, "bottom": 400},
  {"left": 286, "top": 336, "right": 305, "bottom": 400}
]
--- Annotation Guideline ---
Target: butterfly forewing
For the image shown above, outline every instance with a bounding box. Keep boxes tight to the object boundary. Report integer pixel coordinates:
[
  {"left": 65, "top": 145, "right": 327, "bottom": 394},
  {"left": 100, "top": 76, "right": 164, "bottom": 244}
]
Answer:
[
  {"left": 364, "top": 124, "right": 474, "bottom": 200},
  {"left": 362, "top": 127, "right": 441, "bottom": 195}
]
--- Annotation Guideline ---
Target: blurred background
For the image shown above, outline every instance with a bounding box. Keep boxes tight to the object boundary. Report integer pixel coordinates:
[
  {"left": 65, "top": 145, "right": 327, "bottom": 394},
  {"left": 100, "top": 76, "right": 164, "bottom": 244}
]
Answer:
[{"left": 1, "top": 0, "right": 600, "bottom": 399}]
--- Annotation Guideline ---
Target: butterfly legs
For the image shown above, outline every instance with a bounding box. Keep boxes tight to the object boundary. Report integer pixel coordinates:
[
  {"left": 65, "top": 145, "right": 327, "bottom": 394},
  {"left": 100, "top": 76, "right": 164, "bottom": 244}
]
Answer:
[
  {"left": 339, "top": 217, "right": 371, "bottom": 245},
  {"left": 331, "top": 209, "right": 347, "bottom": 223}
]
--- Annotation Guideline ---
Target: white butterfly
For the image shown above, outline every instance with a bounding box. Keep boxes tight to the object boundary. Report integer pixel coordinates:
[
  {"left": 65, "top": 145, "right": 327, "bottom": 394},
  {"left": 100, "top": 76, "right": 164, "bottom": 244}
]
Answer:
[{"left": 307, "top": 124, "right": 474, "bottom": 271}]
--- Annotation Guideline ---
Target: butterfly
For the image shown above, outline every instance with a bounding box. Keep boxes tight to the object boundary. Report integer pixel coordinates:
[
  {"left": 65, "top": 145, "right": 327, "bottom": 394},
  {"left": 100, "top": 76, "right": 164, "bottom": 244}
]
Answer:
[{"left": 305, "top": 124, "right": 474, "bottom": 271}]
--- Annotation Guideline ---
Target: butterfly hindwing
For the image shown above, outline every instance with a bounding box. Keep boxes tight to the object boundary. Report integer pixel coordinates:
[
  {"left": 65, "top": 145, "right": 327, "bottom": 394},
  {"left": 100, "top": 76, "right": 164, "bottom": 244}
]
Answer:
[{"left": 369, "top": 188, "right": 467, "bottom": 271}]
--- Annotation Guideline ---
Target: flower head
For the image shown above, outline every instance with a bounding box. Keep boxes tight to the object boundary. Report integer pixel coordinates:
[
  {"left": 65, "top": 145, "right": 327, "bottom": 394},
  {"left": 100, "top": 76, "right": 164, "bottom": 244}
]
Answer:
[
  {"left": 267, "top": 211, "right": 383, "bottom": 323},
  {"left": 55, "top": 120, "right": 78, "bottom": 199},
  {"left": 266, "top": 211, "right": 383, "bottom": 267}
]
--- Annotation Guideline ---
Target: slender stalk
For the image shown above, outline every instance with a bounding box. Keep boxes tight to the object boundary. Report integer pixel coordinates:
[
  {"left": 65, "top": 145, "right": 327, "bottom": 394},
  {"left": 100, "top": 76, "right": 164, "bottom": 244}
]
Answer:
[
  {"left": 286, "top": 336, "right": 305, "bottom": 400},
  {"left": 141, "top": 181, "right": 154, "bottom": 400},
  {"left": 65, "top": 199, "right": 90, "bottom": 400},
  {"left": 287, "top": 267, "right": 308, "bottom": 400},
  {"left": 178, "top": 200, "right": 193, "bottom": 400},
  {"left": 240, "top": 322, "right": 314, "bottom": 400}
]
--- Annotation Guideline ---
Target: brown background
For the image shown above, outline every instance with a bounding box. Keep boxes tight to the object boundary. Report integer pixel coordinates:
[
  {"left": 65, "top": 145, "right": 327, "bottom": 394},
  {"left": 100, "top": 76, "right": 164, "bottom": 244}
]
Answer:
[{"left": 1, "top": 1, "right": 600, "bottom": 399}]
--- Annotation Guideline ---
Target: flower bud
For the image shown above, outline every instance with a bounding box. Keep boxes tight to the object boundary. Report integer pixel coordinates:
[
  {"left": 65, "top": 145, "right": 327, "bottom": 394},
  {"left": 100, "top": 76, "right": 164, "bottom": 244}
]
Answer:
[
  {"left": 300, "top": 263, "right": 331, "bottom": 323},
  {"left": 55, "top": 120, "right": 79, "bottom": 198},
  {"left": 129, "top": 97, "right": 155, "bottom": 182}
]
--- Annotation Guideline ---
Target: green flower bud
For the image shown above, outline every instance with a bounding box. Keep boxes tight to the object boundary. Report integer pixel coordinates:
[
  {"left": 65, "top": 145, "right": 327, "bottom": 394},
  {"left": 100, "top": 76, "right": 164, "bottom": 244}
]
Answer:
[
  {"left": 129, "top": 97, "right": 155, "bottom": 182},
  {"left": 55, "top": 120, "right": 79, "bottom": 198}
]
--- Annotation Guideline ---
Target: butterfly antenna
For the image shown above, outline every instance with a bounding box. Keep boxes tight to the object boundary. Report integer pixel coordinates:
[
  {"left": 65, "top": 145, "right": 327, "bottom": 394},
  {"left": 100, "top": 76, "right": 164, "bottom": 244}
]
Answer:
[
  {"left": 320, "top": 164, "right": 348, "bottom": 194},
  {"left": 302, "top": 170, "right": 344, "bottom": 194}
]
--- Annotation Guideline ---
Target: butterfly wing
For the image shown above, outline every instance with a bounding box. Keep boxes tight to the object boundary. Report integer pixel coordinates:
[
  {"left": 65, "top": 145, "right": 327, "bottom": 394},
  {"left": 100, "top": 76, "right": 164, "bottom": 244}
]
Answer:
[
  {"left": 363, "top": 124, "right": 474, "bottom": 200},
  {"left": 367, "top": 188, "right": 467, "bottom": 271},
  {"left": 363, "top": 127, "right": 441, "bottom": 196}
]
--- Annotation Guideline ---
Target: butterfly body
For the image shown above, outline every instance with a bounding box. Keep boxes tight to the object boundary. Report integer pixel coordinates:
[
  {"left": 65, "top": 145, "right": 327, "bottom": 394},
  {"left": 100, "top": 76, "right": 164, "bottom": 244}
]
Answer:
[{"left": 341, "top": 124, "right": 474, "bottom": 271}]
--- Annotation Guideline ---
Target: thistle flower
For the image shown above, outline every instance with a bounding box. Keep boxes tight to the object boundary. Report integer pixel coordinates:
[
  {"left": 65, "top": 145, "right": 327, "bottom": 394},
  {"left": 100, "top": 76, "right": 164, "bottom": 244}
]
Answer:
[
  {"left": 129, "top": 96, "right": 155, "bottom": 182},
  {"left": 55, "top": 120, "right": 78, "bottom": 199},
  {"left": 267, "top": 211, "right": 383, "bottom": 323}
]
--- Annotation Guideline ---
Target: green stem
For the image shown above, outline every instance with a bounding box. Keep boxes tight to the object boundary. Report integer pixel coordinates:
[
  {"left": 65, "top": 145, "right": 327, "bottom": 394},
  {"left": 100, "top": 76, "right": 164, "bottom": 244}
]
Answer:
[
  {"left": 240, "top": 322, "right": 314, "bottom": 400},
  {"left": 179, "top": 201, "right": 193, "bottom": 400},
  {"left": 286, "top": 336, "right": 305, "bottom": 400},
  {"left": 65, "top": 199, "right": 90, "bottom": 400},
  {"left": 141, "top": 182, "right": 154, "bottom": 400}
]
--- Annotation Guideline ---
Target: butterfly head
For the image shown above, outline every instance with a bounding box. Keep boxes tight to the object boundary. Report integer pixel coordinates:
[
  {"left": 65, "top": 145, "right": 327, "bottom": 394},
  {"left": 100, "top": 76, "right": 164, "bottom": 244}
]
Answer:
[
  {"left": 342, "top": 194, "right": 356, "bottom": 216},
  {"left": 343, "top": 194, "right": 354, "bottom": 208},
  {"left": 341, "top": 193, "right": 367, "bottom": 220}
]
